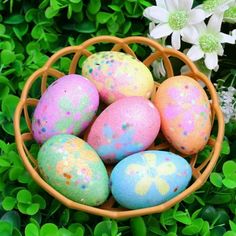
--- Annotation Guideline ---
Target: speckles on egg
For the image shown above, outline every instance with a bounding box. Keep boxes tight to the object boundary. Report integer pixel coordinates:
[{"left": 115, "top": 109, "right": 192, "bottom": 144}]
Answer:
[
  {"left": 82, "top": 51, "right": 154, "bottom": 104},
  {"left": 38, "top": 134, "right": 109, "bottom": 206},
  {"left": 154, "top": 76, "right": 212, "bottom": 155},
  {"left": 32, "top": 74, "right": 99, "bottom": 144}
]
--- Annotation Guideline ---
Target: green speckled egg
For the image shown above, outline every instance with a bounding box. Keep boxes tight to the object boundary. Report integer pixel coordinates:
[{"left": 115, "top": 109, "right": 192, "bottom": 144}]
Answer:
[{"left": 38, "top": 134, "right": 109, "bottom": 206}]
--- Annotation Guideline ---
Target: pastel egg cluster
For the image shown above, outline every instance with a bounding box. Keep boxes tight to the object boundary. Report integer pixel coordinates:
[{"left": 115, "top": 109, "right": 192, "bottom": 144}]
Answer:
[{"left": 32, "top": 51, "right": 212, "bottom": 210}]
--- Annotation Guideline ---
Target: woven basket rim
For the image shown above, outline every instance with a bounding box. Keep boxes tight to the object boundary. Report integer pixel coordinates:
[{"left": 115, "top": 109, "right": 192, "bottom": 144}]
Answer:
[{"left": 14, "top": 35, "right": 225, "bottom": 219}]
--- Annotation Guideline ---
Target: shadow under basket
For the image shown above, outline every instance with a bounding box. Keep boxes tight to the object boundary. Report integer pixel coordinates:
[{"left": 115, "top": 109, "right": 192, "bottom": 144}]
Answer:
[{"left": 14, "top": 36, "right": 224, "bottom": 219}]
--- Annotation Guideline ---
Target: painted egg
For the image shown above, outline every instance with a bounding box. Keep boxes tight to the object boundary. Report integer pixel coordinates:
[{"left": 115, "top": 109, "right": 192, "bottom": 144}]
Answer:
[
  {"left": 38, "top": 134, "right": 109, "bottom": 206},
  {"left": 110, "top": 150, "right": 192, "bottom": 209},
  {"left": 87, "top": 96, "right": 160, "bottom": 163},
  {"left": 154, "top": 76, "right": 212, "bottom": 155},
  {"left": 82, "top": 51, "right": 154, "bottom": 104},
  {"left": 32, "top": 74, "right": 99, "bottom": 144}
]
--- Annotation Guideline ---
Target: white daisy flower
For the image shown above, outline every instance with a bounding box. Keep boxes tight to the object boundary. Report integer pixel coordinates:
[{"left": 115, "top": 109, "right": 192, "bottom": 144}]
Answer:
[
  {"left": 197, "top": 0, "right": 234, "bottom": 25},
  {"left": 183, "top": 15, "right": 235, "bottom": 70},
  {"left": 232, "top": 29, "right": 236, "bottom": 40},
  {"left": 143, "top": 0, "right": 206, "bottom": 50}
]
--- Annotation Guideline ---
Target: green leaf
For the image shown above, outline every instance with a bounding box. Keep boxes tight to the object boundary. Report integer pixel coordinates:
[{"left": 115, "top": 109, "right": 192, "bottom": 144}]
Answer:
[
  {"left": 26, "top": 203, "right": 40, "bottom": 215},
  {"left": 45, "top": 6, "right": 59, "bottom": 18},
  {"left": 210, "top": 172, "right": 223, "bottom": 187},
  {"left": 223, "top": 160, "right": 236, "bottom": 178},
  {"left": 94, "top": 221, "right": 117, "bottom": 236},
  {"left": 1, "top": 49, "right": 16, "bottom": 65},
  {"left": 222, "top": 178, "right": 236, "bottom": 188},
  {"left": 17, "top": 189, "right": 32, "bottom": 204},
  {"left": 2, "top": 197, "right": 17, "bottom": 211},
  {"left": 25, "top": 223, "right": 39, "bottom": 236},
  {"left": 223, "top": 232, "right": 236, "bottom": 236},
  {"left": 1, "top": 95, "right": 19, "bottom": 119},
  {"left": 59, "top": 209, "right": 70, "bottom": 226},
  {"left": 1, "top": 211, "right": 21, "bottom": 230},
  {"left": 0, "top": 158, "right": 10, "bottom": 167},
  {"left": 160, "top": 209, "right": 176, "bottom": 228},
  {"left": 130, "top": 217, "right": 146, "bottom": 236},
  {"left": 221, "top": 140, "right": 230, "bottom": 154},
  {"left": 173, "top": 211, "right": 192, "bottom": 225},
  {"left": 0, "top": 221, "right": 13, "bottom": 236},
  {"left": 108, "top": 4, "right": 121, "bottom": 12},
  {"left": 88, "top": 0, "right": 101, "bottom": 14},
  {"left": 182, "top": 219, "right": 204, "bottom": 235},
  {"left": 58, "top": 228, "right": 72, "bottom": 236},
  {"left": 200, "top": 221, "right": 210, "bottom": 236},
  {"left": 75, "top": 21, "right": 97, "bottom": 33},
  {"left": 68, "top": 223, "right": 84, "bottom": 234},
  {"left": 96, "top": 12, "right": 112, "bottom": 24},
  {"left": 229, "top": 220, "right": 236, "bottom": 232},
  {"left": 0, "top": 24, "right": 6, "bottom": 34},
  {"left": 13, "top": 24, "right": 29, "bottom": 40},
  {"left": 32, "top": 195, "right": 46, "bottom": 209},
  {"left": 4, "top": 14, "right": 24, "bottom": 24},
  {"left": 40, "top": 223, "right": 59, "bottom": 236}
]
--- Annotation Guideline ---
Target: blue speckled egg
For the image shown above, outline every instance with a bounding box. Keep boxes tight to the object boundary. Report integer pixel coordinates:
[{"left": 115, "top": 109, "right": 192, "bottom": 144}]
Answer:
[
  {"left": 110, "top": 150, "right": 192, "bottom": 209},
  {"left": 38, "top": 134, "right": 109, "bottom": 206}
]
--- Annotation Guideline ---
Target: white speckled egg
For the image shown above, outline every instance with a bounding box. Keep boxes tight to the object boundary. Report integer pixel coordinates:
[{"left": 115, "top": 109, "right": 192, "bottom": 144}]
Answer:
[
  {"left": 154, "top": 76, "right": 212, "bottom": 155},
  {"left": 82, "top": 51, "right": 154, "bottom": 104},
  {"left": 32, "top": 74, "right": 99, "bottom": 144},
  {"left": 110, "top": 150, "right": 192, "bottom": 209},
  {"left": 87, "top": 96, "right": 160, "bottom": 163},
  {"left": 38, "top": 134, "right": 109, "bottom": 206}
]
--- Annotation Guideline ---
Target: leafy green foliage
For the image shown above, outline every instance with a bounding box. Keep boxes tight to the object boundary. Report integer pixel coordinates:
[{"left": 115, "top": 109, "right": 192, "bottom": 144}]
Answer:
[{"left": 0, "top": 0, "right": 235, "bottom": 235}]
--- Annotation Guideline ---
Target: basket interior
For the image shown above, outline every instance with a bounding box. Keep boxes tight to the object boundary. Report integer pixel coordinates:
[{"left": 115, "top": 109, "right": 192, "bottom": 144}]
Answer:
[{"left": 14, "top": 36, "right": 224, "bottom": 219}]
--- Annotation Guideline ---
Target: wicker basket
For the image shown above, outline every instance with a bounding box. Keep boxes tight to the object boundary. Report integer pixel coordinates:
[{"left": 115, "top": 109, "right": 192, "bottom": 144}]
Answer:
[{"left": 14, "top": 36, "right": 224, "bottom": 219}]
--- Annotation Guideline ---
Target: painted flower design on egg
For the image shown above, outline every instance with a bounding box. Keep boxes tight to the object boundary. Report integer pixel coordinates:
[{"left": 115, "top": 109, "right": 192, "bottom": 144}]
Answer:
[
  {"left": 54, "top": 96, "right": 94, "bottom": 133},
  {"left": 96, "top": 124, "right": 144, "bottom": 162},
  {"left": 126, "top": 153, "right": 176, "bottom": 196}
]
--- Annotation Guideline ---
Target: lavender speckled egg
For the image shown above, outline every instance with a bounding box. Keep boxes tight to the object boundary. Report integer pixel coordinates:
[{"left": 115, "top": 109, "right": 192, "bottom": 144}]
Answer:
[
  {"left": 154, "top": 76, "right": 212, "bottom": 155},
  {"left": 87, "top": 96, "right": 161, "bottom": 163},
  {"left": 38, "top": 134, "right": 109, "bottom": 206},
  {"left": 32, "top": 74, "right": 99, "bottom": 144},
  {"left": 110, "top": 150, "right": 192, "bottom": 209},
  {"left": 82, "top": 51, "right": 154, "bottom": 104}
]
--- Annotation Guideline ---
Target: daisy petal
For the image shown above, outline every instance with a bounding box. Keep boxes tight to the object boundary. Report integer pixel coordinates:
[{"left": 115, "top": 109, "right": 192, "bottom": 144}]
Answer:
[
  {"left": 126, "top": 164, "right": 145, "bottom": 175},
  {"left": 179, "top": 0, "right": 193, "bottom": 10},
  {"left": 150, "top": 23, "right": 173, "bottom": 39},
  {"left": 208, "top": 14, "right": 223, "bottom": 32},
  {"left": 144, "top": 6, "right": 169, "bottom": 22},
  {"left": 217, "top": 44, "right": 224, "bottom": 56},
  {"left": 165, "top": 0, "right": 178, "bottom": 12},
  {"left": 187, "top": 45, "right": 204, "bottom": 61},
  {"left": 155, "top": 0, "right": 165, "bottom": 7},
  {"left": 155, "top": 176, "right": 170, "bottom": 195},
  {"left": 189, "top": 9, "right": 206, "bottom": 24},
  {"left": 220, "top": 32, "right": 235, "bottom": 44},
  {"left": 135, "top": 176, "right": 152, "bottom": 196},
  {"left": 181, "top": 26, "right": 199, "bottom": 44},
  {"left": 205, "top": 53, "right": 218, "bottom": 70},
  {"left": 171, "top": 31, "right": 181, "bottom": 49}
]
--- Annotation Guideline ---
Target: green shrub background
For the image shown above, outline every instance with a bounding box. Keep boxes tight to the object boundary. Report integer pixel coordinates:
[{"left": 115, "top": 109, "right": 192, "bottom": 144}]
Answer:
[{"left": 0, "top": 0, "right": 236, "bottom": 235}]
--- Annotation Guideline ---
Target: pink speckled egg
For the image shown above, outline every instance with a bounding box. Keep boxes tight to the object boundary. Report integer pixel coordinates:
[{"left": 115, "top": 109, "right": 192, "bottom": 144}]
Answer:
[
  {"left": 82, "top": 51, "right": 154, "bottom": 104},
  {"left": 32, "top": 74, "right": 99, "bottom": 144},
  {"left": 154, "top": 76, "right": 212, "bottom": 155},
  {"left": 87, "top": 96, "right": 161, "bottom": 163}
]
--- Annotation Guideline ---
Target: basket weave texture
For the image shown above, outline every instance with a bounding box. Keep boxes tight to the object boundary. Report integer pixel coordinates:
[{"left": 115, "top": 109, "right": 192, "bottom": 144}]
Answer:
[{"left": 14, "top": 36, "right": 224, "bottom": 219}]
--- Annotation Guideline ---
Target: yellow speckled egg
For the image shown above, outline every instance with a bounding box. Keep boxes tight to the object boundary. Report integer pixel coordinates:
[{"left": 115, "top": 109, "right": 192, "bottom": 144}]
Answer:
[
  {"left": 82, "top": 51, "right": 154, "bottom": 104},
  {"left": 38, "top": 134, "right": 109, "bottom": 206},
  {"left": 154, "top": 76, "right": 212, "bottom": 155}
]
